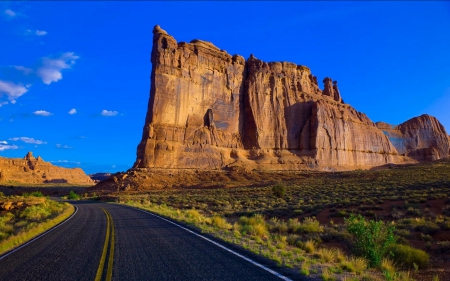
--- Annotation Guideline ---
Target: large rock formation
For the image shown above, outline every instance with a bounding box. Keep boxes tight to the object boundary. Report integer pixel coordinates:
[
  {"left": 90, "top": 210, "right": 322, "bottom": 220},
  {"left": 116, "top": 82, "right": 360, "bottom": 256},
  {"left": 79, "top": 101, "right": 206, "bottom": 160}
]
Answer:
[
  {"left": 376, "top": 115, "right": 450, "bottom": 161},
  {"left": 133, "top": 25, "right": 449, "bottom": 171},
  {"left": 0, "top": 152, "right": 93, "bottom": 184}
]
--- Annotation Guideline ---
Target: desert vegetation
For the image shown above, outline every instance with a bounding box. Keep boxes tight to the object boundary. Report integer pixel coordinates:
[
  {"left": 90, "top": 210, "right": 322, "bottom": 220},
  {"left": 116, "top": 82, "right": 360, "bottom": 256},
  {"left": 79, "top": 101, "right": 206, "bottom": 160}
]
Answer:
[
  {"left": 0, "top": 192, "right": 74, "bottom": 255},
  {"left": 115, "top": 158, "right": 450, "bottom": 280}
]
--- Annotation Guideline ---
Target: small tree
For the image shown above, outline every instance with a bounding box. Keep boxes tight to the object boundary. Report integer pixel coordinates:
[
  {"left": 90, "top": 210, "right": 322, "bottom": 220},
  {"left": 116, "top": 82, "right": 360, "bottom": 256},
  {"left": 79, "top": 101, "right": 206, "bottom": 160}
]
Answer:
[
  {"left": 272, "top": 183, "right": 286, "bottom": 198},
  {"left": 345, "top": 214, "right": 395, "bottom": 267}
]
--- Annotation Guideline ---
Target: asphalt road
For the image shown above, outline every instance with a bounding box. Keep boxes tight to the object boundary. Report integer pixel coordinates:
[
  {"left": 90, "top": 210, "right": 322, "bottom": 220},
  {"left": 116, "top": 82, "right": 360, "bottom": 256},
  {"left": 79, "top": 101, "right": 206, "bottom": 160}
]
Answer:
[{"left": 0, "top": 201, "right": 290, "bottom": 281}]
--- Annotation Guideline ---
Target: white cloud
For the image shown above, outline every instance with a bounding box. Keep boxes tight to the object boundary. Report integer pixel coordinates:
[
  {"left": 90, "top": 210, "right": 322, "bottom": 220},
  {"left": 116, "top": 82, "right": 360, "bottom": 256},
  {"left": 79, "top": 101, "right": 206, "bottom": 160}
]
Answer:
[
  {"left": 101, "top": 110, "right": 118, "bottom": 117},
  {"left": 0, "top": 141, "right": 7, "bottom": 144},
  {"left": 35, "top": 30, "right": 47, "bottom": 36},
  {"left": 0, "top": 144, "right": 18, "bottom": 151},
  {"left": 0, "top": 101, "right": 8, "bottom": 107},
  {"left": 33, "top": 110, "right": 52, "bottom": 116},
  {"left": 50, "top": 160, "right": 81, "bottom": 165},
  {"left": 37, "top": 52, "right": 79, "bottom": 85},
  {"left": 56, "top": 144, "right": 72, "bottom": 149},
  {"left": 0, "top": 80, "right": 29, "bottom": 102},
  {"left": 4, "top": 9, "right": 16, "bottom": 17},
  {"left": 9, "top": 137, "right": 47, "bottom": 145},
  {"left": 68, "top": 108, "right": 77, "bottom": 115},
  {"left": 10, "top": 100, "right": 16, "bottom": 104},
  {"left": 14, "top": 65, "right": 33, "bottom": 75}
]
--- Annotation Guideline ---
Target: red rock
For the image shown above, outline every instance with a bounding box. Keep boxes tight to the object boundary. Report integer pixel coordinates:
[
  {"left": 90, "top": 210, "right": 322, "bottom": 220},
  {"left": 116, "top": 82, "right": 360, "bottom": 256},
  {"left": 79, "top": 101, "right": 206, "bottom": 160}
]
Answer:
[
  {"left": 0, "top": 152, "right": 93, "bottom": 184},
  {"left": 133, "top": 25, "right": 449, "bottom": 171},
  {"left": 377, "top": 115, "right": 450, "bottom": 161}
]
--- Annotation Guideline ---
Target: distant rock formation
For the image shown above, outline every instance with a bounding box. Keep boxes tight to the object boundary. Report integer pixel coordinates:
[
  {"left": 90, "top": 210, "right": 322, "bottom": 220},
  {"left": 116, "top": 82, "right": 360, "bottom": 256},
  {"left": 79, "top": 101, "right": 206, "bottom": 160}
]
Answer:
[
  {"left": 133, "top": 25, "right": 449, "bottom": 171},
  {"left": 0, "top": 152, "right": 93, "bottom": 184}
]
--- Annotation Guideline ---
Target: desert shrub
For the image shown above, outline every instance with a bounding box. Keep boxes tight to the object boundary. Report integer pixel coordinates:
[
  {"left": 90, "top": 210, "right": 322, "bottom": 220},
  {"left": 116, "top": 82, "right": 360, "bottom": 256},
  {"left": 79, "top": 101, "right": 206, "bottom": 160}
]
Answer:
[
  {"left": 297, "top": 217, "right": 323, "bottom": 234},
  {"left": 184, "top": 209, "right": 205, "bottom": 223},
  {"left": 386, "top": 244, "right": 429, "bottom": 269},
  {"left": 67, "top": 190, "right": 81, "bottom": 200},
  {"left": 238, "top": 214, "right": 268, "bottom": 237},
  {"left": 315, "top": 247, "right": 337, "bottom": 262},
  {"left": 270, "top": 221, "right": 288, "bottom": 234},
  {"left": 272, "top": 183, "right": 286, "bottom": 198},
  {"left": 286, "top": 234, "right": 300, "bottom": 246},
  {"left": 415, "top": 220, "right": 440, "bottom": 234},
  {"left": 22, "top": 191, "right": 44, "bottom": 197},
  {"left": 437, "top": 241, "right": 450, "bottom": 253},
  {"left": 210, "top": 216, "right": 232, "bottom": 230},
  {"left": 20, "top": 204, "right": 51, "bottom": 222},
  {"left": 303, "top": 239, "right": 316, "bottom": 253},
  {"left": 345, "top": 214, "right": 395, "bottom": 267}
]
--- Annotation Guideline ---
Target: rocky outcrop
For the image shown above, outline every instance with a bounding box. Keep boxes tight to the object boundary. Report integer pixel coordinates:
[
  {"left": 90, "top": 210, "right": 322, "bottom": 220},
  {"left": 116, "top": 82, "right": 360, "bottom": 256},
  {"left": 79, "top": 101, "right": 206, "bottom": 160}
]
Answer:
[
  {"left": 0, "top": 152, "right": 93, "bottom": 184},
  {"left": 376, "top": 115, "right": 450, "bottom": 161},
  {"left": 133, "top": 25, "right": 449, "bottom": 171}
]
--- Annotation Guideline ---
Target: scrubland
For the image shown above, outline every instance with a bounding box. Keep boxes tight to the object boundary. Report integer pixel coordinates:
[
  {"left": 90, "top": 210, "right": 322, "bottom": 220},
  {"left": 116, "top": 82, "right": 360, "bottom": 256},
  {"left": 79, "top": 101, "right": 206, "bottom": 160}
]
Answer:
[
  {"left": 117, "top": 158, "right": 450, "bottom": 281},
  {"left": 0, "top": 192, "right": 74, "bottom": 255}
]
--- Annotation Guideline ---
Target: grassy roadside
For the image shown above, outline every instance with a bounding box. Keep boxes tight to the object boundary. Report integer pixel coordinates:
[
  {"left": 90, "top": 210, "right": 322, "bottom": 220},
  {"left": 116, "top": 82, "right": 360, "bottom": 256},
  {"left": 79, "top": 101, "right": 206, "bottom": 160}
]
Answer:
[
  {"left": 0, "top": 195, "right": 75, "bottom": 255},
  {"left": 121, "top": 200, "right": 418, "bottom": 281}
]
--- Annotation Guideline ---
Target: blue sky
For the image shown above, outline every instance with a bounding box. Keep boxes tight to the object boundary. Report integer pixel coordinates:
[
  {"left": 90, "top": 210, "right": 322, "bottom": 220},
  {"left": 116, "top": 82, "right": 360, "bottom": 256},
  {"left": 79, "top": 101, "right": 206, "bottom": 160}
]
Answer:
[{"left": 0, "top": 1, "right": 449, "bottom": 174}]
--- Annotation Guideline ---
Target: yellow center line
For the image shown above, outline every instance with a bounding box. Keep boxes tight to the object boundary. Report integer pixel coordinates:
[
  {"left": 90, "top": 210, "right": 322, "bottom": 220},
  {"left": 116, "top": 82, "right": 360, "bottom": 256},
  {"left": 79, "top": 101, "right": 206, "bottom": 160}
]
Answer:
[
  {"left": 106, "top": 210, "right": 115, "bottom": 281},
  {"left": 95, "top": 207, "right": 115, "bottom": 281}
]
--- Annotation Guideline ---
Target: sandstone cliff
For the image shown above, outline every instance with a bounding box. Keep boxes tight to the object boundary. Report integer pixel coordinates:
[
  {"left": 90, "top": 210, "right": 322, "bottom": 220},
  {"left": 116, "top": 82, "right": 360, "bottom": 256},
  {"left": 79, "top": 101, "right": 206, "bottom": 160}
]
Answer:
[
  {"left": 376, "top": 115, "right": 450, "bottom": 161},
  {"left": 0, "top": 152, "right": 93, "bottom": 184},
  {"left": 133, "top": 25, "right": 449, "bottom": 171}
]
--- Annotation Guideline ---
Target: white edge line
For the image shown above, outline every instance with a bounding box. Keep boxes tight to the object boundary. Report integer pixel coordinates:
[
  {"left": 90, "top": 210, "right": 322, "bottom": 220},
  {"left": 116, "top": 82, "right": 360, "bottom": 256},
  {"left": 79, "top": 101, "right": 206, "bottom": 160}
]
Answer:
[
  {"left": 0, "top": 205, "right": 78, "bottom": 261},
  {"left": 133, "top": 207, "right": 292, "bottom": 281}
]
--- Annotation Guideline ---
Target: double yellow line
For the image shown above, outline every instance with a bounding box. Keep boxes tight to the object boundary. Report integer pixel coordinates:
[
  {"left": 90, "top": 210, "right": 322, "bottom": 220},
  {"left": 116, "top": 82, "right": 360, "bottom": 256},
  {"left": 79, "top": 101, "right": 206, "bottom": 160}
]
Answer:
[{"left": 95, "top": 208, "right": 115, "bottom": 281}]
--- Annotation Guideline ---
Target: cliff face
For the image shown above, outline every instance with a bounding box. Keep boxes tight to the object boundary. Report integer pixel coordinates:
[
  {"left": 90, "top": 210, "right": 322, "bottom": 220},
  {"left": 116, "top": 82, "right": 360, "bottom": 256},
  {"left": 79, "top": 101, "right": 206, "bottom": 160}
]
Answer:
[
  {"left": 376, "top": 115, "right": 450, "bottom": 161},
  {"left": 0, "top": 152, "right": 93, "bottom": 184},
  {"left": 134, "top": 25, "right": 449, "bottom": 171}
]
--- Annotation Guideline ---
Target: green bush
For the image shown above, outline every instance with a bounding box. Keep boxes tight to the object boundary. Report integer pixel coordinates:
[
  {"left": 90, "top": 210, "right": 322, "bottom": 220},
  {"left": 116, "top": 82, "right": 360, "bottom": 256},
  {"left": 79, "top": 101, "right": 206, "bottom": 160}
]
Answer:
[
  {"left": 345, "top": 214, "right": 395, "bottom": 267},
  {"left": 386, "top": 244, "right": 429, "bottom": 269},
  {"left": 20, "top": 204, "right": 51, "bottom": 221},
  {"left": 272, "top": 183, "right": 286, "bottom": 198},
  {"left": 22, "top": 191, "right": 44, "bottom": 197},
  {"left": 67, "top": 190, "right": 81, "bottom": 200}
]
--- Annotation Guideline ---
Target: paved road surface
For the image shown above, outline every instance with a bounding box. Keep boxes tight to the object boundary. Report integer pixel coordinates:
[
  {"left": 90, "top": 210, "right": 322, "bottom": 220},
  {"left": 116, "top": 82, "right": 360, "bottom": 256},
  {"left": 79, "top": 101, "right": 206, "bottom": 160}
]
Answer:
[{"left": 0, "top": 201, "right": 290, "bottom": 281}]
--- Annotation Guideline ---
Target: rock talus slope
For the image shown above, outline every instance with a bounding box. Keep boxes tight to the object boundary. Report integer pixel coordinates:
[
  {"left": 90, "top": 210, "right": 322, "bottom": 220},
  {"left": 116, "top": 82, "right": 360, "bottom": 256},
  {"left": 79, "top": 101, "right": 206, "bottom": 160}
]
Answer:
[
  {"left": 134, "top": 25, "right": 449, "bottom": 171},
  {"left": 0, "top": 152, "right": 93, "bottom": 184}
]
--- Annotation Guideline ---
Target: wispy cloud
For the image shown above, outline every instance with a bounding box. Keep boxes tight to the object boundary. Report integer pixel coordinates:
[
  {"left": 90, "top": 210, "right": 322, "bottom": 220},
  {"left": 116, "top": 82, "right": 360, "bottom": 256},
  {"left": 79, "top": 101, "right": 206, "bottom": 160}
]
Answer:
[
  {"left": 101, "top": 110, "right": 118, "bottom": 117},
  {"left": 37, "top": 52, "right": 79, "bottom": 85},
  {"left": 0, "top": 141, "right": 8, "bottom": 144},
  {"left": 0, "top": 80, "right": 29, "bottom": 104},
  {"left": 68, "top": 108, "right": 77, "bottom": 115},
  {"left": 35, "top": 30, "right": 47, "bottom": 36},
  {"left": 56, "top": 144, "right": 73, "bottom": 149},
  {"left": 0, "top": 144, "right": 18, "bottom": 151},
  {"left": 50, "top": 159, "right": 81, "bottom": 165},
  {"left": 33, "top": 110, "right": 52, "bottom": 116},
  {"left": 4, "top": 9, "right": 16, "bottom": 18},
  {"left": 14, "top": 65, "right": 33, "bottom": 75},
  {"left": 9, "top": 137, "right": 47, "bottom": 145}
]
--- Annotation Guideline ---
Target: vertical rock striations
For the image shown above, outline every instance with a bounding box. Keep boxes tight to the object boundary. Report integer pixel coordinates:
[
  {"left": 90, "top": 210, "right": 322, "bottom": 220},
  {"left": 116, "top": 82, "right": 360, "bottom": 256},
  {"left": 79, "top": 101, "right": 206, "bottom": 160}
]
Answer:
[{"left": 134, "top": 25, "right": 449, "bottom": 171}]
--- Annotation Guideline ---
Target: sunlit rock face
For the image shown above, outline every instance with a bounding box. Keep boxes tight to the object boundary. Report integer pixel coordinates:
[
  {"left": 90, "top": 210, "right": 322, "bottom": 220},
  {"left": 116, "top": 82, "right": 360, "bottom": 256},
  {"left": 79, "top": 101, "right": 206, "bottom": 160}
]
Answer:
[
  {"left": 377, "top": 115, "right": 450, "bottom": 161},
  {"left": 134, "top": 25, "right": 449, "bottom": 171},
  {"left": 0, "top": 152, "right": 93, "bottom": 184}
]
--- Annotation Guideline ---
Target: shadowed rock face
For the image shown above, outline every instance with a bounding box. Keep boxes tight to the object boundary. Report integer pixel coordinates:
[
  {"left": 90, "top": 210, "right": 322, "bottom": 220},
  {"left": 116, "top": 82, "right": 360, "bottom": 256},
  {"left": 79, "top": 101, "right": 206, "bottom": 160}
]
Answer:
[
  {"left": 0, "top": 152, "right": 93, "bottom": 184},
  {"left": 134, "top": 25, "right": 449, "bottom": 170},
  {"left": 376, "top": 115, "right": 450, "bottom": 161}
]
